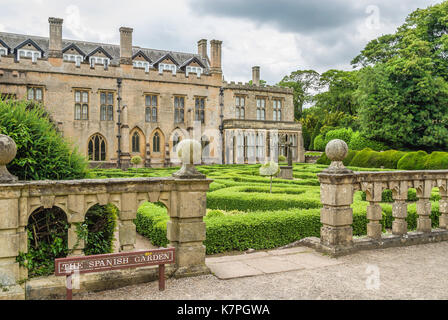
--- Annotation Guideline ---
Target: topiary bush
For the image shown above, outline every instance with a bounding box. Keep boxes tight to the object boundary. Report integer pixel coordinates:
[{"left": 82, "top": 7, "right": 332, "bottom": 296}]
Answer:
[
  {"left": 397, "top": 151, "right": 428, "bottom": 170},
  {"left": 348, "top": 148, "right": 375, "bottom": 167},
  {"left": 348, "top": 131, "right": 386, "bottom": 151},
  {"left": 324, "top": 127, "right": 353, "bottom": 145},
  {"left": 313, "top": 134, "right": 326, "bottom": 151},
  {"left": 423, "top": 152, "right": 448, "bottom": 170}
]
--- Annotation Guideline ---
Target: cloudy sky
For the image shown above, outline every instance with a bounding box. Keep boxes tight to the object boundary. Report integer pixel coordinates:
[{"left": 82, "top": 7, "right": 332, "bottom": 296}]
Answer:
[{"left": 0, "top": 0, "right": 443, "bottom": 84}]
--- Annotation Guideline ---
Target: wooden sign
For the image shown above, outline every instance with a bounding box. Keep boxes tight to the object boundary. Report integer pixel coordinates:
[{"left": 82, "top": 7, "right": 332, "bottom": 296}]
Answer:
[{"left": 55, "top": 248, "right": 175, "bottom": 299}]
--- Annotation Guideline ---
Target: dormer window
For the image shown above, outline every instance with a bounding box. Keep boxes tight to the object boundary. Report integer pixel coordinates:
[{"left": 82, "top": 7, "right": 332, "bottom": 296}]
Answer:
[
  {"left": 186, "top": 66, "right": 203, "bottom": 77},
  {"left": 0, "top": 48, "right": 7, "bottom": 57},
  {"left": 133, "top": 61, "right": 150, "bottom": 72},
  {"left": 17, "top": 49, "right": 41, "bottom": 62},
  {"left": 89, "top": 56, "right": 110, "bottom": 69},
  {"left": 159, "top": 63, "right": 176, "bottom": 75},
  {"left": 64, "top": 54, "right": 83, "bottom": 67}
]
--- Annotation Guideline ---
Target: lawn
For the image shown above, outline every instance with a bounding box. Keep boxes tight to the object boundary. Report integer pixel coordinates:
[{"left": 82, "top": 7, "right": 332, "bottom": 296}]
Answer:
[{"left": 90, "top": 163, "right": 442, "bottom": 254}]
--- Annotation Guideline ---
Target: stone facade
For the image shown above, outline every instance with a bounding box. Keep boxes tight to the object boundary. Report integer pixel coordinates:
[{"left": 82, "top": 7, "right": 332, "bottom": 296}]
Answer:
[{"left": 0, "top": 17, "right": 304, "bottom": 168}]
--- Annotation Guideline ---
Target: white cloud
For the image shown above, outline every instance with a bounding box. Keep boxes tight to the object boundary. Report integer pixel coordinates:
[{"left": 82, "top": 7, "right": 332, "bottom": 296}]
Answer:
[{"left": 0, "top": 0, "right": 443, "bottom": 83}]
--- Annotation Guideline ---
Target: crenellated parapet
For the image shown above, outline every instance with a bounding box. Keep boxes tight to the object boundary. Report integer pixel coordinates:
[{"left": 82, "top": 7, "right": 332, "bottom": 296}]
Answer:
[{"left": 223, "top": 80, "right": 294, "bottom": 94}]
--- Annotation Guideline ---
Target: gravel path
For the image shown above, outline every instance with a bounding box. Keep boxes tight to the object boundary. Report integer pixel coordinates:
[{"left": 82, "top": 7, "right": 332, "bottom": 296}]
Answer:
[{"left": 78, "top": 242, "right": 448, "bottom": 300}]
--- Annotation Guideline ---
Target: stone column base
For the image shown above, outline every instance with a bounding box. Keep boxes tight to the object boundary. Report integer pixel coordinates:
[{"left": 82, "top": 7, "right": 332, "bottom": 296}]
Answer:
[{"left": 172, "top": 264, "right": 211, "bottom": 279}]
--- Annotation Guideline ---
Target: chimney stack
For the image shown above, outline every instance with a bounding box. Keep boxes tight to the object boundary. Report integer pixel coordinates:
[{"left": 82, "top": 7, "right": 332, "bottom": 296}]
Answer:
[
  {"left": 48, "top": 17, "right": 63, "bottom": 58},
  {"left": 210, "top": 40, "right": 222, "bottom": 73},
  {"left": 120, "top": 27, "right": 133, "bottom": 65},
  {"left": 198, "top": 39, "right": 208, "bottom": 60},
  {"left": 252, "top": 66, "right": 260, "bottom": 86}
]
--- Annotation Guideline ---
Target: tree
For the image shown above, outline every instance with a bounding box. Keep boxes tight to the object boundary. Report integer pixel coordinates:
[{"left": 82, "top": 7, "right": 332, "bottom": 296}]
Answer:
[
  {"left": 354, "top": 1, "right": 448, "bottom": 151},
  {"left": 278, "top": 69, "right": 320, "bottom": 119}
]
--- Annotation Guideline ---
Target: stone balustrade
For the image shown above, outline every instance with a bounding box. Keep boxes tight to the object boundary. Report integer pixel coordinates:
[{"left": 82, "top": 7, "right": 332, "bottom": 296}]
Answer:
[
  {"left": 0, "top": 135, "right": 211, "bottom": 299},
  {"left": 301, "top": 139, "right": 448, "bottom": 256}
]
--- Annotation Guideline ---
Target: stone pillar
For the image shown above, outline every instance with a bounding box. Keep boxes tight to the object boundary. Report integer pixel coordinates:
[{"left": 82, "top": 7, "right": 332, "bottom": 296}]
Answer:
[
  {"left": 119, "top": 192, "right": 137, "bottom": 251},
  {"left": 48, "top": 17, "right": 63, "bottom": 59},
  {"left": 364, "top": 182, "right": 384, "bottom": 240},
  {"left": 415, "top": 180, "right": 434, "bottom": 233},
  {"left": 252, "top": 66, "right": 260, "bottom": 86},
  {"left": 439, "top": 183, "right": 448, "bottom": 230},
  {"left": 169, "top": 140, "right": 210, "bottom": 277},
  {"left": 317, "top": 140, "right": 355, "bottom": 249},
  {"left": 67, "top": 224, "right": 84, "bottom": 256},
  {"left": 390, "top": 180, "right": 409, "bottom": 235},
  {"left": 198, "top": 39, "right": 208, "bottom": 60},
  {"left": 167, "top": 182, "right": 210, "bottom": 277},
  {"left": 120, "top": 106, "right": 131, "bottom": 169},
  {"left": 119, "top": 27, "right": 133, "bottom": 65},
  {"left": 210, "top": 40, "right": 222, "bottom": 74}
]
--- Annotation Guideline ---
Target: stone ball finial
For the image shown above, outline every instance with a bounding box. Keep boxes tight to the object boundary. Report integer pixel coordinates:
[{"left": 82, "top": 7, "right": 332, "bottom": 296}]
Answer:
[
  {"left": 325, "top": 139, "right": 348, "bottom": 162},
  {"left": 0, "top": 134, "right": 18, "bottom": 183},
  {"left": 0, "top": 135, "right": 17, "bottom": 166},
  {"left": 172, "top": 139, "right": 205, "bottom": 179}
]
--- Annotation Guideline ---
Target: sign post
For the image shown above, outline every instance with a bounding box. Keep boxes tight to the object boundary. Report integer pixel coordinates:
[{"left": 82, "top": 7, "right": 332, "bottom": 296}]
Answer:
[{"left": 55, "top": 248, "right": 175, "bottom": 300}]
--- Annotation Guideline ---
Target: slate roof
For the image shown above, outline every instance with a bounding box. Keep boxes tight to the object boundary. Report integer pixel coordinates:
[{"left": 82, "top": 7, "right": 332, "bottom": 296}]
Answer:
[{"left": 0, "top": 32, "right": 209, "bottom": 71}]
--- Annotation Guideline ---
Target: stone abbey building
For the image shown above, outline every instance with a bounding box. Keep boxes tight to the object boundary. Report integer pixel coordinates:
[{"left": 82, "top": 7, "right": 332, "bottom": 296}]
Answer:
[{"left": 0, "top": 17, "right": 304, "bottom": 168}]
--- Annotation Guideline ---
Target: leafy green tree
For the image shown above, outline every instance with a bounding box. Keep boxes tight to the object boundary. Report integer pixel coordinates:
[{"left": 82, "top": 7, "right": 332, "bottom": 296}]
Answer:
[{"left": 278, "top": 69, "right": 320, "bottom": 119}]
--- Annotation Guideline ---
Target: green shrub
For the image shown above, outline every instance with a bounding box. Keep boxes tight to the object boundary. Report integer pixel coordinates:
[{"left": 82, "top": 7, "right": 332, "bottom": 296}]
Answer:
[
  {"left": 278, "top": 155, "right": 286, "bottom": 162},
  {"left": 377, "top": 150, "right": 406, "bottom": 169},
  {"left": 349, "top": 131, "right": 386, "bottom": 151},
  {"left": 348, "top": 148, "right": 375, "bottom": 167},
  {"left": 423, "top": 152, "right": 448, "bottom": 170},
  {"left": 0, "top": 99, "right": 88, "bottom": 180},
  {"left": 397, "top": 151, "right": 428, "bottom": 170},
  {"left": 325, "top": 128, "right": 353, "bottom": 145},
  {"left": 135, "top": 202, "right": 169, "bottom": 247},
  {"left": 343, "top": 150, "right": 358, "bottom": 166},
  {"left": 84, "top": 204, "right": 117, "bottom": 256},
  {"left": 316, "top": 152, "right": 331, "bottom": 165},
  {"left": 313, "top": 135, "right": 326, "bottom": 151}
]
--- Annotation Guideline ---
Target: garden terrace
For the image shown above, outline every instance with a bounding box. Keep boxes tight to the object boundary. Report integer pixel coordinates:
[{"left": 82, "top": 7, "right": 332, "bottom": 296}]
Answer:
[{"left": 0, "top": 176, "right": 211, "bottom": 299}]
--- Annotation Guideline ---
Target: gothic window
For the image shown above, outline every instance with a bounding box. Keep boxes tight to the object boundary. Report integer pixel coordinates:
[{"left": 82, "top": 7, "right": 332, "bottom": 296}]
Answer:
[
  {"left": 256, "top": 98, "right": 266, "bottom": 120},
  {"left": 88, "top": 134, "right": 106, "bottom": 161},
  {"left": 74, "top": 90, "right": 89, "bottom": 120},
  {"left": 132, "top": 132, "right": 140, "bottom": 153},
  {"left": 100, "top": 92, "right": 114, "bottom": 121},
  {"left": 145, "top": 95, "right": 158, "bottom": 122},
  {"left": 273, "top": 99, "right": 282, "bottom": 121},
  {"left": 174, "top": 96, "right": 185, "bottom": 123},
  {"left": 153, "top": 132, "right": 161, "bottom": 153},
  {"left": 201, "top": 136, "right": 210, "bottom": 158},
  {"left": 235, "top": 96, "right": 245, "bottom": 119},
  {"left": 173, "top": 133, "right": 182, "bottom": 153},
  {"left": 195, "top": 97, "right": 205, "bottom": 123}
]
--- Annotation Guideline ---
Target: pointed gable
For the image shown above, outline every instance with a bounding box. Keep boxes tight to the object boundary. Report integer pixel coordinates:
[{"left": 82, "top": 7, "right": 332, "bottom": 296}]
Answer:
[
  {"left": 86, "top": 46, "right": 113, "bottom": 60},
  {"left": 0, "top": 39, "right": 10, "bottom": 55},
  {"left": 132, "top": 50, "right": 151, "bottom": 63},
  {"left": 14, "top": 38, "right": 45, "bottom": 55},
  {"left": 152, "top": 52, "right": 178, "bottom": 67},
  {"left": 62, "top": 43, "right": 86, "bottom": 57},
  {"left": 179, "top": 56, "right": 206, "bottom": 70}
]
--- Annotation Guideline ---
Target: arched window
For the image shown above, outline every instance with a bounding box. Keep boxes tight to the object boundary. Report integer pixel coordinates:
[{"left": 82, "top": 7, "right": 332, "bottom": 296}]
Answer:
[
  {"left": 173, "top": 134, "right": 180, "bottom": 152},
  {"left": 201, "top": 136, "right": 210, "bottom": 158},
  {"left": 153, "top": 132, "right": 160, "bottom": 153},
  {"left": 88, "top": 134, "right": 106, "bottom": 161},
  {"left": 132, "top": 132, "right": 140, "bottom": 153}
]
